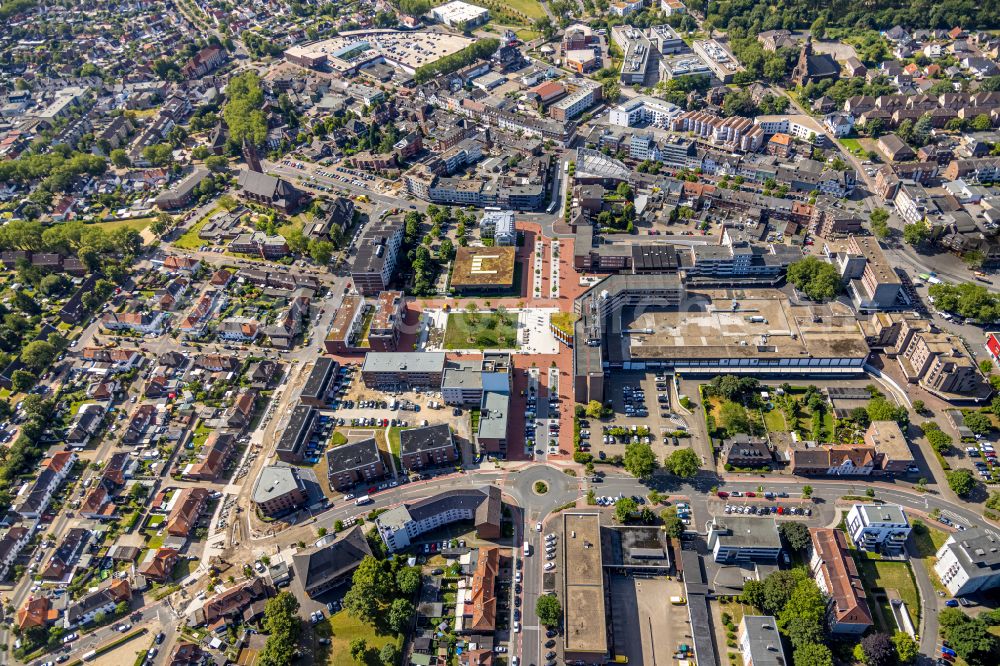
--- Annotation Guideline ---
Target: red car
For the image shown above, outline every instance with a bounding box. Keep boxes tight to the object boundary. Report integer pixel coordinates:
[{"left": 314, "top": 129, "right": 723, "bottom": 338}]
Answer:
[
  {"left": 746, "top": 492, "right": 756, "bottom": 497},
  {"left": 717, "top": 491, "right": 729, "bottom": 499}
]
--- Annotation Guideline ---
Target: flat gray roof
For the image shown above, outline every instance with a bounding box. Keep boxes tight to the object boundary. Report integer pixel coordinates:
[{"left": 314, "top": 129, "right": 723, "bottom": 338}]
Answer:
[
  {"left": 714, "top": 517, "right": 781, "bottom": 548},
  {"left": 363, "top": 352, "right": 446, "bottom": 374},
  {"left": 740, "top": 616, "right": 787, "bottom": 666},
  {"left": 477, "top": 391, "right": 509, "bottom": 440},
  {"left": 252, "top": 465, "right": 304, "bottom": 504}
]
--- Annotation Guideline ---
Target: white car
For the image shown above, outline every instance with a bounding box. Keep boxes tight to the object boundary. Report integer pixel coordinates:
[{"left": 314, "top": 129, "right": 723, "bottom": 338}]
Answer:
[
  {"left": 544, "top": 562, "right": 556, "bottom": 571},
  {"left": 513, "top": 621, "right": 521, "bottom": 633},
  {"left": 536, "top": 522, "right": 542, "bottom": 532}
]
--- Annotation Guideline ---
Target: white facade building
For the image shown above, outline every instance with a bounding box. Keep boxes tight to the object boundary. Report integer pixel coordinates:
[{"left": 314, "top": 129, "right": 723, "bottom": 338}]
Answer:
[
  {"left": 845, "top": 504, "right": 911, "bottom": 555},
  {"left": 934, "top": 527, "right": 1000, "bottom": 596}
]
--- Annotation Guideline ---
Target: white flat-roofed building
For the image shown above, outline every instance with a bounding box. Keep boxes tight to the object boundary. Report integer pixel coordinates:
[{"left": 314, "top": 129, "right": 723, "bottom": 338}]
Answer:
[
  {"left": 432, "top": 1, "right": 490, "bottom": 28},
  {"left": 846, "top": 504, "right": 911, "bottom": 555},
  {"left": 609, "top": 96, "right": 683, "bottom": 128}
]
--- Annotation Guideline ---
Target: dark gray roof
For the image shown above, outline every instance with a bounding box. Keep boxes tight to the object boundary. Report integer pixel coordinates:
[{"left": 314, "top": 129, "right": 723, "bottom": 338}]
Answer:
[
  {"left": 291, "top": 526, "right": 372, "bottom": 593},
  {"left": 408, "top": 487, "right": 496, "bottom": 523},
  {"left": 276, "top": 405, "right": 315, "bottom": 455},
  {"left": 325, "top": 438, "right": 381, "bottom": 475},
  {"left": 400, "top": 424, "right": 453, "bottom": 456},
  {"left": 301, "top": 357, "right": 337, "bottom": 401}
]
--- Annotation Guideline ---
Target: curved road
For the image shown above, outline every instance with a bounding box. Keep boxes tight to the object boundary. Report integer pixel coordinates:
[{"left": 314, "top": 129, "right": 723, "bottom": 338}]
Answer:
[{"left": 243, "top": 464, "right": 992, "bottom": 666}]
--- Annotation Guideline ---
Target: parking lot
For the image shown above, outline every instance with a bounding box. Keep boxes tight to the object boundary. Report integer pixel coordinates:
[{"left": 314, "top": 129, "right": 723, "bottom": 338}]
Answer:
[
  {"left": 591, "top": 371, "right": 690, "bottom": 460},
  {"left": 609, "top": 576, "right": 688, "bottom": 666}
]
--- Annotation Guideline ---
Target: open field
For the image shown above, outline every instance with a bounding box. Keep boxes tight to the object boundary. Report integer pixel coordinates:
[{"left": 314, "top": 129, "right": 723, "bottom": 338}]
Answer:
[
  {"left": 90, "top": 217, "right": 154, "bottom": 233},
  {"left": 317, "top": 610, "right": 401, "bottom": 666},
  {"left": 443, "top": 312, "right": 518, "bottom": 350}
]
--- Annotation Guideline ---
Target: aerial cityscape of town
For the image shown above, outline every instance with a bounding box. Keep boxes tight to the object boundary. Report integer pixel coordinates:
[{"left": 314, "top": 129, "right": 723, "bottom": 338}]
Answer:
[{"left": 2, "top": 0, "right": 1000, "bottom": 665}]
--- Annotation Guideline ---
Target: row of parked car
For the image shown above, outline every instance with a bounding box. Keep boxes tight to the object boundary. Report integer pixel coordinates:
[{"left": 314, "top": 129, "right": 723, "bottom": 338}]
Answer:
[{"left": 725, "top": 504, "right": 811, "bottom": 516}]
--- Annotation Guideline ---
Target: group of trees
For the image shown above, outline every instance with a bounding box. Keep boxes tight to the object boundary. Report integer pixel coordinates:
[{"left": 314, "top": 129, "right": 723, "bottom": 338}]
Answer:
[
  {"left": 938, "top": 607, "right": 1000, "bottom": 666},
  {"left": 223, "top": 71, "right": 268, "bottom": 148},
  {"left": 739, "top": 570, "right": 830, "bottom": 663},
  {"left": 257, "top": 592, "right": 302, "bottom": 666},
  {"left": 619, "top": 442, "right": 700, "bottom": 480},
  {"left": 0, "top": 147, "right": 106, "bottom": 211},
  {"left": 704, "top": 0, "right": 998, "bottom": 33},
  {"left": 787, "top": 256, "right": 843, "bottom": 302},
  {"left": 414, "top": 39, "right": 499, "bottom": 84},
  {"left": 927, "top": 282, "right": 1000, "bottom": 324},
  {"left": 343, "top": 555, "right": 421, "bottom": 638}
]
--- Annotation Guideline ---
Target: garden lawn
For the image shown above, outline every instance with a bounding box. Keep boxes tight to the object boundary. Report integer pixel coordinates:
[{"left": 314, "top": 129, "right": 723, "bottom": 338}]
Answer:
[
  {"left": 910, "top": 521, "right": 948, "bottom": 559},
  {"left": 839, "top": 137, "right": 864, "bottom": 154},
  {"left": 89, "top": 217, "right": 153, "bottom": 233},
  {"left": 443, "top": 312, "right": 518, "bottom": 350},
  {"left": 762, "top": 408, "right": 786, "bottom": 433},
  {"left": 855, "top": 558, "right": 920, "bottom": 631},
  {"left": 174, "top": 215, "right": 213, "bottom": 249},
  {"left": 506, "top": 0, "right": 546, "bottom": 19},
  {"left": 320, "top": 610, "right": 400, "bottom": 666}
]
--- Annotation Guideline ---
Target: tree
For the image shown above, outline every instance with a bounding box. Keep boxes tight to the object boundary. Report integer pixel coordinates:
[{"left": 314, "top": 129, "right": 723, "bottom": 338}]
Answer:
[
  {"left": 759, "top": 569, "right": 807, "bottom": 615},
  {"left": 109, "top": 149, "right": 130, "bottom": 168},
  {"left": 870, "top": 208, "right": 890, "bottom": 239},
  {"left": 892, "top": 631, "right": 918, "bottom": 664},
  {"left": 380, "top": 643, "right": 400, "bottom": 666},
  {"left": 903, "top": 221, "right": 931, "bottom": 247},
  {"left": 778, "top": 522, "right": 811, "bottom": 551},
  {"left": 740, "top": 579, "right": 766, "bottom": 609},
  {"left": 946, "top": 614, "right": 1000, "bottom": 666},
  {"left": 664, "top": 448, "right": 700, "bottom": 478},
  {"left": 258, "top": 591, "right": 301, "bottom": 666},
  {"left": 388, "top": 598, "right": 414, "bottom": 633},
  {"left": 867, "top": 396, "right": 908, "bottom": 425},
  {"left": 224, "top": 71, "right": 268, "bottom": 147},
  {"left": 20, "top": 340, "right": 57, "bottom": 372},
  {"left": 535, "top": 595, "right": 562, "bottom": 627},
  {"left": 350, "top": 638, "right": 368, "bottom": 663},
  {"left": 719, "top": 401, "right": 753, "bottom": 436},
  {"left": 396, "top": 567, "right": 421, "bottom": 596},
  {"left": 801, "top": 485, "right": 813, "bottom": 499},
  {"left": 205, "top": 155, "right": 229, "bottom": 173},
  {"left": 778, "top": 578, "right": 827, "bottom": 649},
  {"left": 912, "top": 399, "right": 925, "bottom": 414},
  {"left": 947, "top": 468, "right": 976, "bottom": 497},
  {"left": 343, "top": 556, "right": 394, "bottom": 624},
  {"left": 623, "top": 442, "right": 657, "bottom": 479},
  {"left": 615, "top": 496, "right": 638, "bottom": 522},
  {"left": 860, "top": 633, "right": 896, "bottom": 666},
  {"left": 786, "top": 256, "right": 843, "bottom": 301},
  {"left": 793, "top": 643, "right": 833, "bottom": 666},
  {"left": 971, "top": 114, "right": 992, "bottom": 132},
  {"left": 584, "top": 400, "right": 604, "bottom": 419},
  {"left": 962, "top": 410, "right": 992, "bottom": 436},
  {"left": 10, "top": 370, "right": 36, "bottom": 393},
  {"left": 661, "top": 507, "right": 684, "bottom": 538},
  {"left": 309, "top": 239, "right": 334, "bottom": 265},
  {"left": 912, "top": 113, "right": 933, "bottom": 146}
]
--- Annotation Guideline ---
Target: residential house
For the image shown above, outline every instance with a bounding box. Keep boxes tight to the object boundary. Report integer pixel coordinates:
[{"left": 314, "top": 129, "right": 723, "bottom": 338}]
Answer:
[
  {"left": 808, "top": 528, "right": 873, "bottom": 633},
  {"left": 189, "top": 577, "right": 271, "bottom": 628},
  {"left": 182, "top": 432, "right": 235, "bottom": 482},
  {"left": 166, "top": 487, "right": 211, "bottom": 537},
  {"left": 326, "top": 438, "right": 386, "bottom": 491},
  {"left": 13, "top": 452, "right": 77, "bottom": 519},
  {"left": 720, "top": 435, "right": 772, "bottom": 468},
  {"left": 400, "top": 424, "right": 458, "bottom": 471},
  {"left": 934, "top": 526, "right": 1000, "bottom": 596},
  {"left": 16, "top": 596, "right": 58, "bottom": 630},
  {"left": 845, "top": 504, "right": 911, "bottom": 555},
  {"left": 0, "top": 526, "right": 31, "bottom": 580},
  {"left": 252, "top": 466, "right": 310, "bottom": 517},
  {"left": 64, "top": 579, "right": 131, "bottom": 628},
  {"left": 138, "top": 548, "right": 179, "bottom": 583}
]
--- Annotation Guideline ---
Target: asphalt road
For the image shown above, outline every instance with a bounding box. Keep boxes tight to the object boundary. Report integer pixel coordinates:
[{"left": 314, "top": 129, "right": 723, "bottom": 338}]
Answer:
[{"left": 237, "top": 462, "right": 990, "bottom": 665}]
